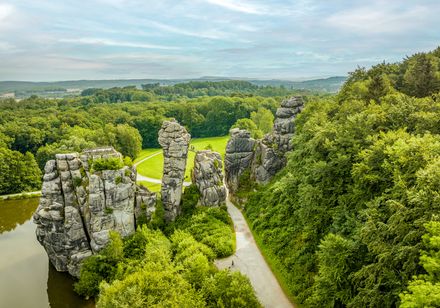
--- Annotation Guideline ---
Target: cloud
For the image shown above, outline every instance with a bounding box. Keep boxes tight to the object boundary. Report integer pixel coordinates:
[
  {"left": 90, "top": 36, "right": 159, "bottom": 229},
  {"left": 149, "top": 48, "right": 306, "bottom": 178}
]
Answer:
[
  {"left": 202, "top": 0, "right": 298, "bottom": 16},
  {"left": 204, "top": 0, "right": 265, "bottom": 15},
  {"left": 326, "top": 4, "right": 431, "bottom": 35},
  {"left": 59, "top": 37, "right": 180, "bottom": 50},
  {"left": 0, "top": 3, "right": 14, "bottom": 21},
  {"left": 148, "top": 21, "right": 228, "bottom": 40}
]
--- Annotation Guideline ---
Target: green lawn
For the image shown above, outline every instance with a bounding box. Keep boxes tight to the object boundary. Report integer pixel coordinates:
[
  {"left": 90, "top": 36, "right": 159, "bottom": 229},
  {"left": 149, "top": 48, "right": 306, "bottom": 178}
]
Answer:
[
  {"left": 137, "top": 181, "right": 162, "bottom": 193},
  {"left": 133, "top": 148, "right": 161, "bottom": 164},
  {"left": 135, "top": 136, "right": 229, "bottom": 181}
]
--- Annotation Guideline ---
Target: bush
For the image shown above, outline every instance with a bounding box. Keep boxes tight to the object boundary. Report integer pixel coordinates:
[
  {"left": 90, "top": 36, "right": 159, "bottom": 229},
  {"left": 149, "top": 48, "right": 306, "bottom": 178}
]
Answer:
[
  {"left": 91, "top": 157, "right": 124, "bottom": 172},
  {"left": 72, "top": 176, "right": 82, "bottom": 187},
  {"left": 173, "top": 208, "right": 235, "bottom": 258},
  {"left": 201, "top": 270, "right": 261, "bottom": 308}
]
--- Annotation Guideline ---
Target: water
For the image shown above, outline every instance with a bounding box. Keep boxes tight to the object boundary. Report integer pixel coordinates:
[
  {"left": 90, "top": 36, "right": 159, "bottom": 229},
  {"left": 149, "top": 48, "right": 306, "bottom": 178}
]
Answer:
[{"left": 0, "top": 198, "right": 94, "bottom": 308}]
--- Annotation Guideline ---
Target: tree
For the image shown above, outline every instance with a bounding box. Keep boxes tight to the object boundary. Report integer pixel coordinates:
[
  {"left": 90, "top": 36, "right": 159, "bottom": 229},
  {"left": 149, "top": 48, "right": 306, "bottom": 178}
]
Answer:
[
  {"left": 232, "top": 118, "right": 263, "bottom": 139},
  {"left": 251, "top": 107, "right": 274, "bottom": 134},
  {"left": 400, "top": 221, "right": 440, "bottom": 307},
  {"left": 403, "top": 53, "right": 440, "bottom": 97},
  {"left": 0, "top": 148, "right": 42, "bottom": 194}
]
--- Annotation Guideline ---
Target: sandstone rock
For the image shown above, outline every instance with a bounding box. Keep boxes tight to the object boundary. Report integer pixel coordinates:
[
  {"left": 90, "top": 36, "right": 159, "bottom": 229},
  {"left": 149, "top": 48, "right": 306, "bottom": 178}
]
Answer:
[
  {"left": 134, "top": 186, "right": 157, "bottom": 223},
  {"left": 251, "top": 96, "right": 304, "bottom": 184},
  {"left": 192, "top": 150, "right": 226, "bottom": 206},
  {"left": 34, "top": 147, "right": 157, "bottom": 277},
  {"left": 224, "top": 128, "right": 256, "bottom": 193},
  {"left": 158, "top": 120, "right": 191, "bottom": 222}
]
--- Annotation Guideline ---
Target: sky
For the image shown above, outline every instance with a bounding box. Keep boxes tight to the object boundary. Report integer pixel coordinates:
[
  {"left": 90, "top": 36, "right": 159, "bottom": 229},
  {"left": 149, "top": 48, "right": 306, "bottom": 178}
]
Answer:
[{"left": 0, "top": 0, "right": 439, "bottom": 81}]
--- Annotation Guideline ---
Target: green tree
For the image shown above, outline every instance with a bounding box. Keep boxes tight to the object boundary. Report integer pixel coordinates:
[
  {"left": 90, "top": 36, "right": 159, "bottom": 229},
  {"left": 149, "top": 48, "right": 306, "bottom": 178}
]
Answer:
[
  {"left": 251, "top": 107, "right": 274, "bottom": 134},
  {"left": 403, "top": 53, "right": 440, "bottom": 97},
  {"left": 232, "top": 118, "right": 263, "bottom": 139},
  {"left": 400, "top": 221, "right": 440, "bottom": 307}
]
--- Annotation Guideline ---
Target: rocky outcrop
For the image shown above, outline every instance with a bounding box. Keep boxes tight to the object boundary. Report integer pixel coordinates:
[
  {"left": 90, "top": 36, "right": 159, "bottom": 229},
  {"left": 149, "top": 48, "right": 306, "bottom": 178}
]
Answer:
[
  {"left": 252, "top": 96, "right": 304, "bottom": 184},
  {"left": 34, "top": 147, "right": 157, "bottom": 277},
  {"left": 134, "top": 186, "right": 157, "bottom": 223},
  {"left": 224, "top": 128, "right": 256, "bottom": 194},
  {"left": 192, "top": 150, "right": 226, "bottom": 206},
  {"left": 158, "top": 120, "right": 191, "bottom": 222}
]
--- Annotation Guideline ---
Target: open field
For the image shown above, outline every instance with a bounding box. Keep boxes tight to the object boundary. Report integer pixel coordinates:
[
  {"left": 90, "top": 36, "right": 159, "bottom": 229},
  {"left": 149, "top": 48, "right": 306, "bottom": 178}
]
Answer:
[{"left": 135, "top": 135, "right": 229, "bottom": 181}]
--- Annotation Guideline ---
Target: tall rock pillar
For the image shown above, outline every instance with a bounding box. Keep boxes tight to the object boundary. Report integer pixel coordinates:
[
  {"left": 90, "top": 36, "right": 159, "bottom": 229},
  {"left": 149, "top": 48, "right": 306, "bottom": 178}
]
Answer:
[
  {"left": 224, "top": 128, "right": 256, "bottom": 194},
  {"left": 252, "top": 96, "right": 304, "bottom": 184},
  {"left": 158, "top": 120, "right": 191, "bottom": 222}
]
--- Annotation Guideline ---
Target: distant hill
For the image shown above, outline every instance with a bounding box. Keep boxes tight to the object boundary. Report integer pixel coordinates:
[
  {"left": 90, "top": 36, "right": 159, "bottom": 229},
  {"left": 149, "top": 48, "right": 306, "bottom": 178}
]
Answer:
[{"left": 0, "top": 76, "right": 346, "bottom": 98}]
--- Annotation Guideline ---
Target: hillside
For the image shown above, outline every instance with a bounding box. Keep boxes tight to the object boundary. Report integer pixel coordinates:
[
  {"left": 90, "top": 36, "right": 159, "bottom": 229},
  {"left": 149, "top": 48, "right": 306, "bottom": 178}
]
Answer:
[{"left": 0, "top": 76, "right": 346, "bottom": 98}]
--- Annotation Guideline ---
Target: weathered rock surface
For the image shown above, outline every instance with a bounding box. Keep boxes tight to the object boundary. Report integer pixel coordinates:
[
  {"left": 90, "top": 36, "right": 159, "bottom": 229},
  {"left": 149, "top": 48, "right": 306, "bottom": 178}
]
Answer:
[
  {"left": 192, "top": 150, "right": 226, "bottom": 206},
  {"left": 34, "top": 147, "right": 157, "bottom": 277},
  {"left": 158, "top": 120, "right": 191, "bottom": 222},
  {"left": 135, "top": 186, "right": 157, "bottom": 223},
  {"left": 251, "top": 96, "right": 304, "bottom": 184},
  {"left": 224, "top": 128, "right": 256, "bottom": 194}
]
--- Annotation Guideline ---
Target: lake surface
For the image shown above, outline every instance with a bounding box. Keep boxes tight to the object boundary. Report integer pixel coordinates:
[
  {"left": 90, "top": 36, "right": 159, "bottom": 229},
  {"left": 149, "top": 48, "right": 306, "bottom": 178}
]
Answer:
[{"left": 0, "top": 198, "right": 94, "bottom": 308}]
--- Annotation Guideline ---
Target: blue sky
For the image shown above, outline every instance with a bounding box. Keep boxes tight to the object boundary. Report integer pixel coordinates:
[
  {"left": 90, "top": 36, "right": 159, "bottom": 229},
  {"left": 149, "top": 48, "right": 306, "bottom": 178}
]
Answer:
[{"left": 0, "top": 0, "right": 439, "bottom": 81}]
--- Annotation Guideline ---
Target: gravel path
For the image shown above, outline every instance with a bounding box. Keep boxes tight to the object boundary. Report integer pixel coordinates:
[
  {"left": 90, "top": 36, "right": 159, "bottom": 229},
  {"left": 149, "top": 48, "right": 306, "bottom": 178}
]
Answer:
[{"left": 215, "top": 198, "right": 294, "bottom": 308}]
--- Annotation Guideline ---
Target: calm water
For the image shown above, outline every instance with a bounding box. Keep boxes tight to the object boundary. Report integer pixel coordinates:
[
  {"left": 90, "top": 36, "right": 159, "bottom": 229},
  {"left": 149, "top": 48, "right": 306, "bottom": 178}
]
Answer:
[{"left": 0, "top": 198, "right": 94, "bottom": 308}]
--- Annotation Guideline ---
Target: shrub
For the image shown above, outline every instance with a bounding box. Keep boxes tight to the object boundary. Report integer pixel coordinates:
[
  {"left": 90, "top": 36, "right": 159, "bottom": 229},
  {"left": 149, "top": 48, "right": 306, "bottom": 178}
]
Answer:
[
  {"left": 72, "top": 176, "right": 83, "bottom": 187},
  {"left": 91, "top": 157, "right": 124, "bottom": 172},
  {"left": 201, "top": 270, "right": 261, "bottom": 308},
  {"left": 123, "top": 156, "right": 133, "bottom": 167}
]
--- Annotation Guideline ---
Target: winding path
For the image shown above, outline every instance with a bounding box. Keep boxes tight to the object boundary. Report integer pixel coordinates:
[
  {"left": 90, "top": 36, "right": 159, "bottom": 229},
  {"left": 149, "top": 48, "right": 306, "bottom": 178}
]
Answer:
[
  {"left": 215, "top": 198, "right": 294, "bottom": 308},
  {"left": 135, "top": 151, "right": 191, "bottom": 186}
]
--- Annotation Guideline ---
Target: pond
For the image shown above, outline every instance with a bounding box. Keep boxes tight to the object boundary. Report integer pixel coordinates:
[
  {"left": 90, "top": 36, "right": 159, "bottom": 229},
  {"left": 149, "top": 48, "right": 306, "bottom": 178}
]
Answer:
[{"left": 0, "top": 198, "right": 94, "bottom": 308}]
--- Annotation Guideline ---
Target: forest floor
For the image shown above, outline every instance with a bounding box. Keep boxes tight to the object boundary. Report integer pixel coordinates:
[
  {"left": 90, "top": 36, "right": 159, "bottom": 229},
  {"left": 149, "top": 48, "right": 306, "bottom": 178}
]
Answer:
[{"left": 215, "top": 197, "right": 294, "bottom": 308}]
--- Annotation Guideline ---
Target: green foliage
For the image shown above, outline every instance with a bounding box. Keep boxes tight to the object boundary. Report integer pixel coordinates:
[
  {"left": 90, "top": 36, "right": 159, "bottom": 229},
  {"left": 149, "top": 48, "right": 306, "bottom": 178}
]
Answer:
[
  {"left": 181, "top": 184, "right": 201, "bottom": 215},
  {"left": 147, "top": 199, "right": 165, "bottom": 230},
  {"left": 251, "top": 107, "right": 274, "bottom": 134},
  {"left": 115, "top": 176, "right": 122, "bottom": 185},
  {"left": 91, "top": 157, "right": 124, "bottom": 172},
  {"left": 72, "top": 176, "right": 83, "bottom": 187},
  {"left": 245, "top": 49, "right": 440, "bottom": 307},
  {"left": 201, "top": 270, "right": 262, "bottom": 308},
  {"left": 123, "top": 156, "right": 133, "bottom": 167},
  {"left": 172, "top": 207, "right": 235, "bottom": 258},
  {"left": 75, "top": 224, "right": 258, "bottom": 307},
  {"left": 400, "top": 221, "right": 440, "bottom": 307},
  {"left": 74, "top": 232, "right": 124, "bottom": 298},
  {"left": 232, "top": 118, "right": 263, "bottom": 139},
  {"left": 0, "top": 148, "right": 41, "bottom": 194}
]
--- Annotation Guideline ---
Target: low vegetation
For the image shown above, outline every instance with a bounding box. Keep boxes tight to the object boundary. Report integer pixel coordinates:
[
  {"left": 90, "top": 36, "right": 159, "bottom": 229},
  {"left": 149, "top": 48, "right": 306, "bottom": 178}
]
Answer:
[{"left": 74, "top": 185, "right": 250, "bottom": 307}]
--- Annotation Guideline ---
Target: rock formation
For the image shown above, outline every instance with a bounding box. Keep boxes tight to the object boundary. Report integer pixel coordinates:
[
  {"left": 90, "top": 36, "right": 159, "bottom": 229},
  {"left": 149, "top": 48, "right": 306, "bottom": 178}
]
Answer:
[
  {"left": 224, "top": 97, "right": 304, "bottom": 193},
  {"left": 192, "top": 150, "right": 227, "bottom": 206},
  {"left": 252, "top": 96, "right": 304, "bottom": 184},
  {"left": 34, "top": 147, "right": 156, "bottom": 277},
  {"left": 158, "top": 120, "right": 191, "bottom": 222},
  {"left": 224, "top": 128, "right": 256, "bottom": 194}
]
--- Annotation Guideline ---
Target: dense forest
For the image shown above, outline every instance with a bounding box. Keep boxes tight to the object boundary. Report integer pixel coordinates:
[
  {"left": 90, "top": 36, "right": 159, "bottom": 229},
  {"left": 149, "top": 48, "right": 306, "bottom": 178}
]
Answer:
[
  {"left": 0, "top": 80, "right": 307, "bottom": 195},
  {"left": 244, "top": 47, "right": 440, "bottom": 306}
]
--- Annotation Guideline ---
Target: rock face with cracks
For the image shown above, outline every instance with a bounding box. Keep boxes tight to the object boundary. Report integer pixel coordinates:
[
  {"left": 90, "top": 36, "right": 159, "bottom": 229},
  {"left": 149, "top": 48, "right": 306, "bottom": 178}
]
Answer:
[
  {"left": 33, "top": 147, "right": 156, "bottom": 277},
  {"left": 224, "top": 128, "right": 256, "bottom": 194},
  {"left": 158, "top": 120, "right": 191, "bottom": 222},
  {"left": 252, "top": 96, "right": 304, "bottom": 184},
  {"left": 192, "top": 150, "right": 227, "bottom": 206}
]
